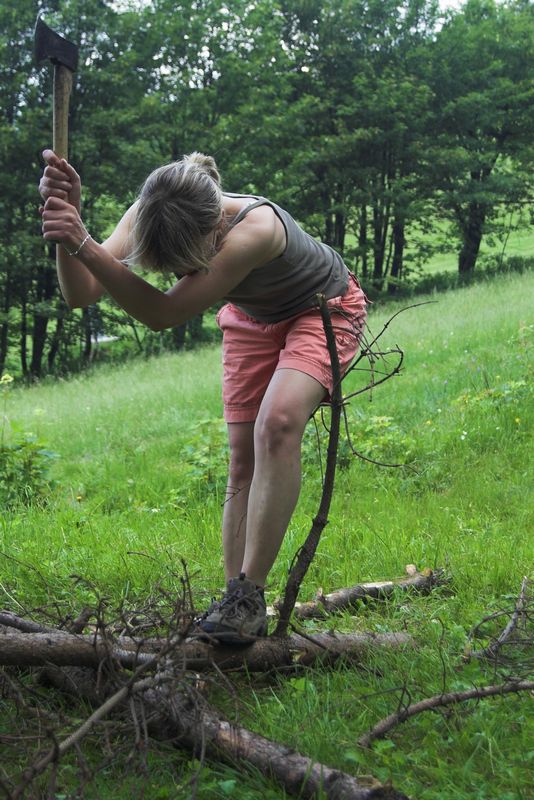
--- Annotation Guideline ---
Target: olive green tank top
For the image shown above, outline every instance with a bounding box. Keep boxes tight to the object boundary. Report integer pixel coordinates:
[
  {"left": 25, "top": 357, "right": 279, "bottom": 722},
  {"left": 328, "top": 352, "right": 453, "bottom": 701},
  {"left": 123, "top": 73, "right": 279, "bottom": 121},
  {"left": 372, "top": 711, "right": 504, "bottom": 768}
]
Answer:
[{"left": 222, "top": 193, "right": 349, "bottom": 323}]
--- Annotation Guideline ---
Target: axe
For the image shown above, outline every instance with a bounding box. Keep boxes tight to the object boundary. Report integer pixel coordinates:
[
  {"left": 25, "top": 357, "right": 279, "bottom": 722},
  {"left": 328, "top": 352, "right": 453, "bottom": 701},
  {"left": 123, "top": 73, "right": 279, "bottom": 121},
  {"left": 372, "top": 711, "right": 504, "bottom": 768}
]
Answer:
[{"left": 34, "top": 16, "right": 78, "bottom": 161}]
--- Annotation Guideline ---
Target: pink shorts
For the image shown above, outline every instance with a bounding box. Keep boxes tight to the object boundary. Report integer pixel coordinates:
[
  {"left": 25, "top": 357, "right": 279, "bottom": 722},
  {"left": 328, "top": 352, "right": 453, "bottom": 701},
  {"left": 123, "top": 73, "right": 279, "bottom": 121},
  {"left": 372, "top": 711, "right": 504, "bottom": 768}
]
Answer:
[{"left": 216, "top": 273, "right": 367, "bottom": 423}]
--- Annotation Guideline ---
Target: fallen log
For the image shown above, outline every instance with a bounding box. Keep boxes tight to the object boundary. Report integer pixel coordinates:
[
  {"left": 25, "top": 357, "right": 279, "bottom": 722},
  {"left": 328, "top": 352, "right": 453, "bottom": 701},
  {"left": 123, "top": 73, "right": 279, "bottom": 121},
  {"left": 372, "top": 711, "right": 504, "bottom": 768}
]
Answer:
[
  {"left": 288, "top": 570, "right": 448, "bottom": 620},
  {"left": 0, "top": 630, "right": 146, "bottom": 669},
  {"left": 144, "top": 684, "right": 409, "bottom": 800},
  {"left": 10, "top": 660, "right": 409, "bottom": 800},
  {"left": 35, "top": 659, "right": 411, "bottom": 799},
  {"left": 0, "top": 610, "right": 57, "bottom": 634},
  {"left": 0, "top": 630, "right": 414, "bottom": 672}
]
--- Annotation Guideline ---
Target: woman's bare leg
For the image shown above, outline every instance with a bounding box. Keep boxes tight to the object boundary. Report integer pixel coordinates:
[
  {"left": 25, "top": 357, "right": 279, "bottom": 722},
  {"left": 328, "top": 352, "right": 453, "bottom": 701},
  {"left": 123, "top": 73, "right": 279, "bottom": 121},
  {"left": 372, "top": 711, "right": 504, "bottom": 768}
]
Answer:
[
  {"left": 240, "top": 368, "right": 326, "bottom": 586},
  {"left": 222, "top": 422, "right": 255, "bottom": 580}
]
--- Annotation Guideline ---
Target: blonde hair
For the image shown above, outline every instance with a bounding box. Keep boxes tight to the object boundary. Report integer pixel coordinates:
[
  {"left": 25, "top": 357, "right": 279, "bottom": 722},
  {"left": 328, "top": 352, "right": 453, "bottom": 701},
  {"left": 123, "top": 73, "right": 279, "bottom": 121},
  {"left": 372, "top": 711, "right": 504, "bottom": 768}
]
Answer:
[{"left": 125, "top": 152, "right": 223, "bottom": 275}]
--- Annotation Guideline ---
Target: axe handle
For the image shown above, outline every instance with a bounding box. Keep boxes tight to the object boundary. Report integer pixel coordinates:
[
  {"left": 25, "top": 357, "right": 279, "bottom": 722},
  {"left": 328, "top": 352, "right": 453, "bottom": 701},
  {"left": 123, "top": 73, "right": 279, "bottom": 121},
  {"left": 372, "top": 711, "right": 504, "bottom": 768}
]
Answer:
[{"left": 53, "top": 64, "right": 73, "bottom": 160}]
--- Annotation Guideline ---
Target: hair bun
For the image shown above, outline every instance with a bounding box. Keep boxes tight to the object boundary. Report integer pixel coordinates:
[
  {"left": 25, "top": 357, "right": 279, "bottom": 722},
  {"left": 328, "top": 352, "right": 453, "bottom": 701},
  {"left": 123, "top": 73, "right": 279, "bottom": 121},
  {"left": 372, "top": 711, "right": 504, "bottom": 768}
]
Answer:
[{"left": 183, "top": 152, "right": 221, "bottom": 185}]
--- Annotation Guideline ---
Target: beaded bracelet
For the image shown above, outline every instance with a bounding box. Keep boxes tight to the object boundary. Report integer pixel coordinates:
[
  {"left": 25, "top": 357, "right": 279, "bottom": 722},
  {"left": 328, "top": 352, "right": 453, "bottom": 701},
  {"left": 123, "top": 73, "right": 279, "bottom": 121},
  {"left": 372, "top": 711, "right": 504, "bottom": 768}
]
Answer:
[{"left": 64, "top": 233, "right": 91, "bottom": 257}]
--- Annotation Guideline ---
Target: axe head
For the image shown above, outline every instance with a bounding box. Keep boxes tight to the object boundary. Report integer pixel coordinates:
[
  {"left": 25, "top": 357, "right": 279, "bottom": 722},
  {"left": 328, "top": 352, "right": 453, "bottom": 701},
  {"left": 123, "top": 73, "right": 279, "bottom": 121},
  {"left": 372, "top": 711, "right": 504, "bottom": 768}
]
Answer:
[{"left": 34, "top": 16, "right": 78, "bottom": 72}]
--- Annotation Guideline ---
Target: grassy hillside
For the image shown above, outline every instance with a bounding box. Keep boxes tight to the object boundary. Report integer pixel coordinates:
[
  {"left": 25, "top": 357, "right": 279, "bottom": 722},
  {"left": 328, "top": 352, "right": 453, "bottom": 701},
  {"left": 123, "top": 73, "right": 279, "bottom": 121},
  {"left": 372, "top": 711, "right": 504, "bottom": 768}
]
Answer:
[{"left": 1, "top": 271, "right": 533, "bottom": 798}]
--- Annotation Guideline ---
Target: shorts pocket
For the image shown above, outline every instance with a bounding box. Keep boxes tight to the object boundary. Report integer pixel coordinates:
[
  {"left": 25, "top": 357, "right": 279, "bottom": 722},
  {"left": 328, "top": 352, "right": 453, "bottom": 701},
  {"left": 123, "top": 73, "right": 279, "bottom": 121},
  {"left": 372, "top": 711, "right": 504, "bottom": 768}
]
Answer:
[{"left": 216, "top": 304, "right": 229, "bottom": 329}]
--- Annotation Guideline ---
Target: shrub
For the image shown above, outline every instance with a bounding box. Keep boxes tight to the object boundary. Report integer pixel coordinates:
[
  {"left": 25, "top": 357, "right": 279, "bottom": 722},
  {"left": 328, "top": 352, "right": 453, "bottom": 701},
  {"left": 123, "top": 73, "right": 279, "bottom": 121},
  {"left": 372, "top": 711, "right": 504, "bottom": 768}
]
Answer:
[{"left": 0, "top": 374, "right": 58, "bottom": 507}]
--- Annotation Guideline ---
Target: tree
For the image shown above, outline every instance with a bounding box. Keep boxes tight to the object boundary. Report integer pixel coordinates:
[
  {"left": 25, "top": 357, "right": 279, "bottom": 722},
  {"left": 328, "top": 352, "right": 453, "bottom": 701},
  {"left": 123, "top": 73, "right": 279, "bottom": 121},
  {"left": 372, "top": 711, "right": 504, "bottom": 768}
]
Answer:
[{"left": 428, "top": 0, "right": 534, "bottom": 274}]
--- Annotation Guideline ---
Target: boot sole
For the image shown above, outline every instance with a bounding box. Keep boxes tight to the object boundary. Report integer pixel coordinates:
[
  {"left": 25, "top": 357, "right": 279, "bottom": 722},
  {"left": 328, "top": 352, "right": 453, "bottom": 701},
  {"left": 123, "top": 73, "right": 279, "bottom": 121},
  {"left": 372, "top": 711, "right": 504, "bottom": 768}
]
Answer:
[{"left": 190, "top": 622, "right": 268, "bottom": 645}]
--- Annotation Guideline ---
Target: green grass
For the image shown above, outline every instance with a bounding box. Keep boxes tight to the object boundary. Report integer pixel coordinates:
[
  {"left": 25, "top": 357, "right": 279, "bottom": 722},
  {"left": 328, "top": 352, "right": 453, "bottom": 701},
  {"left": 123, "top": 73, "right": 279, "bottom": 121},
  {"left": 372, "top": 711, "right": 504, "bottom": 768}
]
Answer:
[{"left": 1, "top": 272, "right": 533, "bottom": 798}]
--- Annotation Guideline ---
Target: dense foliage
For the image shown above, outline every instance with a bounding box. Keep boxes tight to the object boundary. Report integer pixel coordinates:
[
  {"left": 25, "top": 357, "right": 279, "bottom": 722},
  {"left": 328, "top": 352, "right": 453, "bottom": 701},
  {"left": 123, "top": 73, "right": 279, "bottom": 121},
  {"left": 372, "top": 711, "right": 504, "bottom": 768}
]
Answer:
[{"left": 1, "top": 0, "right": 532, "bottom": 377}]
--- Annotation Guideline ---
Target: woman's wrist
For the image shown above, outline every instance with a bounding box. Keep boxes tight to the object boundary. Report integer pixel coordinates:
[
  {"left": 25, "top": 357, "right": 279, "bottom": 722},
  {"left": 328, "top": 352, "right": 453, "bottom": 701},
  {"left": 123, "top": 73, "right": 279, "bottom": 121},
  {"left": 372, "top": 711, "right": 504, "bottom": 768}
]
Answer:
[{"left": 63, "top": 232, "right": 91, "bottom": 257}]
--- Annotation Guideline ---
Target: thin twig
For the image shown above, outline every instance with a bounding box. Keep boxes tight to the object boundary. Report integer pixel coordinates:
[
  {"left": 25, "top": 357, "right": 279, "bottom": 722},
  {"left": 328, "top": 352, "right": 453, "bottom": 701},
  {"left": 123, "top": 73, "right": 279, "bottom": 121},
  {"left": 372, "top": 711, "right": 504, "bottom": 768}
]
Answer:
[
  {"left": 358, "top": 680, "right": 534, "bottom": 748},
  {"left": 12, "top": 664, "right": 171, "bottom": 799},
  {"left": 468, "top": 576, "right": 531, "bottom": 662}
]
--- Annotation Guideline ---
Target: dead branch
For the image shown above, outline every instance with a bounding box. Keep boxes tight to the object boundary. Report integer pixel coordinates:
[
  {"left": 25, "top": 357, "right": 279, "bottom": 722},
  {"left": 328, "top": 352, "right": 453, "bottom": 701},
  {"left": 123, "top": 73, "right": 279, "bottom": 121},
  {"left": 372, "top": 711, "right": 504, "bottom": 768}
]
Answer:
[
  {"left": 275, "top": 295, "right": 343, "bottom": 636},
  {"left": 11, "top": 669, "right": 170, "bottom": 799},
  {"left": 289, "top": 569, "right": 448, "bottom": 620},
  {"left": 342, "top": 347, "right": 404, "bottom": 403},
  {"left": 275, "top": 297, "right": 430, "bottom": 632},
  {"left": 467, "top": 576, "right": 531, "bottom": 663},
  {"left": 0, "top": 630, "right": 157, "bottom": 669},
  {"left": 0, "top": 611, "right": 57, "bottom": 634},
  {"left": 0, "top": 630, "right": 414, "bottom": 672},
  {"left": 350, "top": 301, "right": 436, "bottom": 361},
  {"left": 143, "top": 684, "right": 410, "bottom": 800},
  {"left": 12, "top": 683, "right": 132, "bottom": 798},
  {"left": 19, "top": 662, "right": 410, "bottom": 800},
  {"left": 358, "top": 679, "right": 534, "bottom": 749}
]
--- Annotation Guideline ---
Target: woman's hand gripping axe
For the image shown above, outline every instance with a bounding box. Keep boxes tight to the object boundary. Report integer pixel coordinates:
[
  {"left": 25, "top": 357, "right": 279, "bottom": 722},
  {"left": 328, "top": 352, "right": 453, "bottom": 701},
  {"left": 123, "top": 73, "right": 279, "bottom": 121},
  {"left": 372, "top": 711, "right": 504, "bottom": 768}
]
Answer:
[{"left": 34, "top": 17, "right": 78, "bottom": 160}]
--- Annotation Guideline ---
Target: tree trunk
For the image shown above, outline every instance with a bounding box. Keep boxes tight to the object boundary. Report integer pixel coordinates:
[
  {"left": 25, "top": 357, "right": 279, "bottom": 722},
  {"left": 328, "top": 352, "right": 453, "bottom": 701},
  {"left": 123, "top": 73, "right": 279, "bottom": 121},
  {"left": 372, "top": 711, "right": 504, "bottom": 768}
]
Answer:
[
  {"left": 35, "top": 662, "right": 410, "bottom": 800},
  {"left": 0, "top": 629, "right": 414, "bottom": 671},
  {"left": 321, "top": 183, "right": 334, "bottom": 247},
  {"left": 187, "top": 313, "right": 203, "bottom": 344},
  {"left": 0, "top": 278, "right": 10, "bottom": 375},
  {"left": 81, "top": 307, "right": 93, "bottom": 361},
  {"left": 20, "top": 291, "right": 28, "bottom": 376},
  {"left": 172, "top": 324, "right": 187, "bottom": 350},
  {"left": 334, "top": 209, "right": 345, "bottom": 253},
  {"left": 372, "top": 193, "right": 391, "bottom": 289},
  {"left": 291, "top": 570, "right": 447, "bottom": 620},
  {"left": 457, "top": 165, "right": 495, "bottom": 275},
  {"left": 389, "top": 216, "right": 406, "bottom": 295},
  {"left": 458, "top": 200, "right": 486, "bottom": 275},
  {"left": 47, "top": 315, "right": 64, "bottom": 371},
  {"left": 358, "top": 204, "right": 368, "bottom": 279},
  {"left": 144, "top": 687, "right": 410, "bottom": 800},
  {"left": 30, "top": 260, "right": 56, "bottom": 378}
]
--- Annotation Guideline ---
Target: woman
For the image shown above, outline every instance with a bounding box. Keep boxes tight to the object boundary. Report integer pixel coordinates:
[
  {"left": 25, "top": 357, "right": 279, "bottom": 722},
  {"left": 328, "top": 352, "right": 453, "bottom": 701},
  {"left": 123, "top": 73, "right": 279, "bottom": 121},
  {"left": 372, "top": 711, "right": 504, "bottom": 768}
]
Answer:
[{"left": 39, "top": 149, "right": 367, "bottom": 643}]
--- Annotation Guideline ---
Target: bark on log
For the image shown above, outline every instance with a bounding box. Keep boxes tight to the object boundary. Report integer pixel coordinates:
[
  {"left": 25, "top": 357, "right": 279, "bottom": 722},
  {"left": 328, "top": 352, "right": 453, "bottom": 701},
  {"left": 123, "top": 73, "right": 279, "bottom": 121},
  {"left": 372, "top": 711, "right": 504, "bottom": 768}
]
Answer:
[
  {"left": 0, "top": 631, "right": 124, "bottom": 668},
  {"left": 144, "top": 686, "right": 410, "bottom": 800},
  {"left": 0, "top": 611, "right": 57, "bottom": 634},
  {"left": 30, "top": 664, "right": 409, "bottom": 800},
  {"left": 0, "top": 630, "right": 414, "bottom": 672},
  {"left": 290, "top": 571, "right": 447, "bottom": 620},
  {"left": 182, "top": 631, "right": 414, "bottom": 672}
]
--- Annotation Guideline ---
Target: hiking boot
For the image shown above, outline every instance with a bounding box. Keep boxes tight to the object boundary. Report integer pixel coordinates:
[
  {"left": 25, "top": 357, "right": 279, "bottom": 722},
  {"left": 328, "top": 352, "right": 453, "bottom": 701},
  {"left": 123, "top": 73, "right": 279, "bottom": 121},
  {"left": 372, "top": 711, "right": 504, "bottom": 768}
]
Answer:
[{"left": 194, "top": 573, "right": 267, "bottom": 644}]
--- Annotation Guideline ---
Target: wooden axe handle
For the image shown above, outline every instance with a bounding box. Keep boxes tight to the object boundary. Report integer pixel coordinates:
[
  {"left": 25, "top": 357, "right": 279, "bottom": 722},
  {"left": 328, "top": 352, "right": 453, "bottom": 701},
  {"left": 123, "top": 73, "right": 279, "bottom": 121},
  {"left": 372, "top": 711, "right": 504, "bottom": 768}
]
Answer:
[{"left": 53, "top": 64, "right": 73, "bottom": 160}]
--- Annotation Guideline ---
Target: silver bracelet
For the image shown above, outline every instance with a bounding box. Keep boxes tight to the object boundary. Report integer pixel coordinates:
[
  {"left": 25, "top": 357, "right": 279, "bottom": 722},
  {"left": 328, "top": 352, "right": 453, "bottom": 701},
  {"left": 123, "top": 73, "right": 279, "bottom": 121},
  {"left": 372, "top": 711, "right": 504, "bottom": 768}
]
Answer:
[{"left": 64, "top": 233, "right": 91, "bottom": 257}]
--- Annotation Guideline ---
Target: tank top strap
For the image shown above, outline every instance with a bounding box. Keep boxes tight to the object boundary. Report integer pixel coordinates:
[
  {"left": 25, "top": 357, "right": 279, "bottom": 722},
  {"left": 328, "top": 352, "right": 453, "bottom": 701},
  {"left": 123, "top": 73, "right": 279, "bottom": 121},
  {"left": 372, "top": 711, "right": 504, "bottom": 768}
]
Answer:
[{"left": 224, "top": 194, "right": 270, "bottom": 230}]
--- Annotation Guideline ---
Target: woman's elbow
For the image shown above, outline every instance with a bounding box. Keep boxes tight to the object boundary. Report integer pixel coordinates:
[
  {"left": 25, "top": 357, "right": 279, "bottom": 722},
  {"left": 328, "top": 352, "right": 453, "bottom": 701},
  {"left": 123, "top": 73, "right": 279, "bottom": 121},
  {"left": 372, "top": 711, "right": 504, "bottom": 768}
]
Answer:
[
  {"left": 149, "top": 318, "right": 177, "bottom": 332},
  {"left": 66, "top": 296, "right": 92, "bottom": 311},
  {"left": 62, "top": 287, "right": 105, "bottom": 310}
]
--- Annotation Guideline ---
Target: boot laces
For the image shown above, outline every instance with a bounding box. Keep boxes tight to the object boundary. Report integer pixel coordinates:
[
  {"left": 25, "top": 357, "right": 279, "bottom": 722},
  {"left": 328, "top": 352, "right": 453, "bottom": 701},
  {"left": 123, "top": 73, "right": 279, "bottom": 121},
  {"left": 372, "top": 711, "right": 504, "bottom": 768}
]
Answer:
[{"left": 219, "top": 585, "right": 261, "bottom": 619}]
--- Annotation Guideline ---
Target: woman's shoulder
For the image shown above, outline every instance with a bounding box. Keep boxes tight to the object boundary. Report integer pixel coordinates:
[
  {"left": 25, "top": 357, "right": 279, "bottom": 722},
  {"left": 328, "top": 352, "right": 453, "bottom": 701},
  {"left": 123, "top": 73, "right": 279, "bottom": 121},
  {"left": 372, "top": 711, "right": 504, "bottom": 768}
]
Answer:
[{"left": 223, "top": 198, "right": 286, "bottom": 263}]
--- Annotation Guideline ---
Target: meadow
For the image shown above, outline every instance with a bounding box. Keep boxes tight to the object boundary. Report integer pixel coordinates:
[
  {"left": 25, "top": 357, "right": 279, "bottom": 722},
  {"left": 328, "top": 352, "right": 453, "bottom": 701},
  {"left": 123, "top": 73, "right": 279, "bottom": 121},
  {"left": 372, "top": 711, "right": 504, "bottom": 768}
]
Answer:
[{"left": 1, "top": 270, "right": 533, "bottom": 799}]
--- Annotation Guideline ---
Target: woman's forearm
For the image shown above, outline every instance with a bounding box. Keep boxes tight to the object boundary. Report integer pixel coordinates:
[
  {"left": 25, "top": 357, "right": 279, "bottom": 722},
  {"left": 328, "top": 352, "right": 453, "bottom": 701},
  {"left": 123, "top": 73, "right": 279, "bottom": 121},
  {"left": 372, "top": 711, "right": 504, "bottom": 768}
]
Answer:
[
  {"left": 57, "top": 245, "right": 106, "bottom": 308},
  {"left": 76, "top": 238, "right": 187, "bottom": 330}
]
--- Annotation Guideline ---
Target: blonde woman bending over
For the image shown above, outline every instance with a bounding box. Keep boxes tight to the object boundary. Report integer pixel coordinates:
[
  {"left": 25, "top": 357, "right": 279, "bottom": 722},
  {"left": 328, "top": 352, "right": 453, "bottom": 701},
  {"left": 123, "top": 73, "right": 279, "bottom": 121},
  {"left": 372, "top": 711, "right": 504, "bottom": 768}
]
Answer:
[{"left": 39, "top": 149, "right": 367, "bottom": 643}]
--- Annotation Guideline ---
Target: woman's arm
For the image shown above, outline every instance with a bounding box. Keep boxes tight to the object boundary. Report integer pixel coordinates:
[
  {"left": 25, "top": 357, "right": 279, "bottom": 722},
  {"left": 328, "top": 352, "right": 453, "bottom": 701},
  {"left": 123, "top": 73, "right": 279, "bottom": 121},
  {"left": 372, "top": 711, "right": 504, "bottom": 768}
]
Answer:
[
  {"left": 41, "top": 195, "right": 278, "bottom": 330},
  {"left": 40, "top": 150, "right": 103, "bottom": 307}
]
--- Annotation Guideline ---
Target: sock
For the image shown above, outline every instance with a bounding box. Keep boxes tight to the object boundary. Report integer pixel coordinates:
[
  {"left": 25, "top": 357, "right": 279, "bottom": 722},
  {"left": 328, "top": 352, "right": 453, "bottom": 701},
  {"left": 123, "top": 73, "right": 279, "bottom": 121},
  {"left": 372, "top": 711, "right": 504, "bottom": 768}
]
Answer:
[{"left": 239, "top": 572, "right": 265, "bottom": 599}]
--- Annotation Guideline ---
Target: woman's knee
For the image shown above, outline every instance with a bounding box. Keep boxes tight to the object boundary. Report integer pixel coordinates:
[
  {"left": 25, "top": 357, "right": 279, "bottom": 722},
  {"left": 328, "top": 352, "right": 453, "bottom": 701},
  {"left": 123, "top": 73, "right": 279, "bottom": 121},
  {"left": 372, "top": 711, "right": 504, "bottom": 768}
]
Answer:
[{"left": 254, "top": 407, "right": 304, "bottom": 456}]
